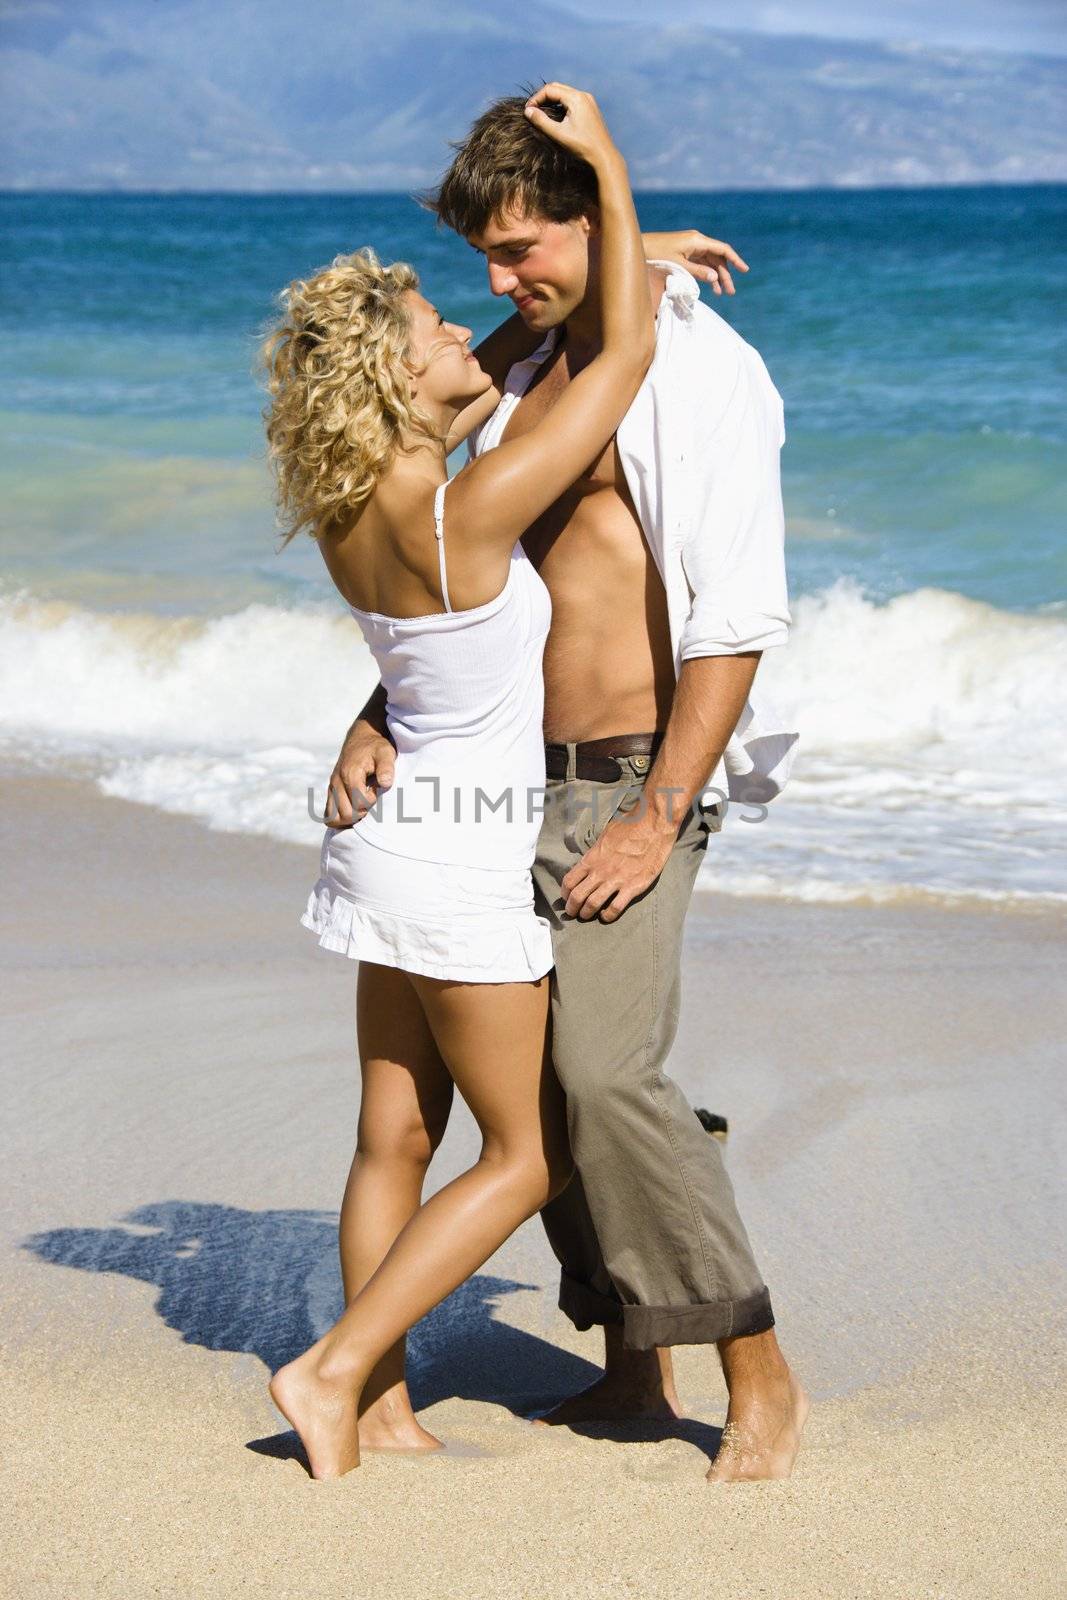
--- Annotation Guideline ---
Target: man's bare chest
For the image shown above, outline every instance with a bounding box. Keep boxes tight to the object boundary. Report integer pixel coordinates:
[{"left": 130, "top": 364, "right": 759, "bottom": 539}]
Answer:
[
  {"left": 502, "top": 359, "right": 620, "bottom": 486},
  {"left": 499, "top": 359, "right": 641, "bottom": 572}
]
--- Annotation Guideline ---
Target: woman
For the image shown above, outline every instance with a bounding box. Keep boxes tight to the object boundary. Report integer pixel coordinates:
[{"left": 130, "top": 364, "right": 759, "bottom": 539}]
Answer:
[{"left": 260, "top": 85, "right": 654, "bottom": 1479}]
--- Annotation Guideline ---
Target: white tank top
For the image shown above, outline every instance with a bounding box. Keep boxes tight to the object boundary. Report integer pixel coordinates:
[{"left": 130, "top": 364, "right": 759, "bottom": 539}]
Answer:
[{"left": 347, "top": 481, "right": 552, "bottom": 870}]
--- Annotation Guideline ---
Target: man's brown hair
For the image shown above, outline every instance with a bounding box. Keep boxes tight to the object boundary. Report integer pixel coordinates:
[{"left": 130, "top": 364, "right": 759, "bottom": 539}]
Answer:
[{"left": 428, "top": 91, "right": 599, "bottom": 239}]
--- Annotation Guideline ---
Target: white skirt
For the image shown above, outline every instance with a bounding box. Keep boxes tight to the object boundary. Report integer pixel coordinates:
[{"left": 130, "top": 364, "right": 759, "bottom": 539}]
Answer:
[{"left": 301, "top": 826, "right": 554, "bottom": 984}]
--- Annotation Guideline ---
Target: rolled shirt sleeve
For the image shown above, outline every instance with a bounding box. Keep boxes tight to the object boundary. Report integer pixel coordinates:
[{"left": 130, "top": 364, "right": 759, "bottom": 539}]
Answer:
[{"left": 677, "top": 342, "right": 791, "bottom": 660}]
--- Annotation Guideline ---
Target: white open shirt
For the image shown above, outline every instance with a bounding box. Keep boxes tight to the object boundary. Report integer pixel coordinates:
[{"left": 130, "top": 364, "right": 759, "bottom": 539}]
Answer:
[{"left": 469, "top": 261, "right": 799, "bottom": 808}]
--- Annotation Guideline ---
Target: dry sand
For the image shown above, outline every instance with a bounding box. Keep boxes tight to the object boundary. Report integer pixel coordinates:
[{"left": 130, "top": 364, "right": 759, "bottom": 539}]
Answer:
[{"left": 2, "top": 777, "right": 1065, "bottom": 1599}]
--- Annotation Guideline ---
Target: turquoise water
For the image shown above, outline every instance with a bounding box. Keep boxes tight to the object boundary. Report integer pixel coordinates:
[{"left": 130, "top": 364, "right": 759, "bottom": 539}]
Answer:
[
  {"left": 3, "top": 187, "right": 1064, "bottom": 610},
  {"left": 2, "top": 187, "right": 1065, "bottom": 905}
]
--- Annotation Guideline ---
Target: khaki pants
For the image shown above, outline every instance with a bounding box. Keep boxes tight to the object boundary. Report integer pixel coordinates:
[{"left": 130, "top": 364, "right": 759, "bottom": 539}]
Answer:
[{"left": 531, "top": 746, "right": 774, "bottom": 1350}]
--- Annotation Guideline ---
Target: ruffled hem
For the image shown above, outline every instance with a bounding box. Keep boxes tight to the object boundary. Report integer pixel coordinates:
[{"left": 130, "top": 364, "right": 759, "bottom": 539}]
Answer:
[{"left": 301, "top": 879, "right": 554, "bottom": 983}]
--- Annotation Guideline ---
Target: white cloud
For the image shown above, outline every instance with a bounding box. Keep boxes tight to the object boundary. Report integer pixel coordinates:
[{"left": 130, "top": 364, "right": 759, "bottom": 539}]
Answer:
[{"left": 574, "top": 0, "right": 1067, "bottom": 57}]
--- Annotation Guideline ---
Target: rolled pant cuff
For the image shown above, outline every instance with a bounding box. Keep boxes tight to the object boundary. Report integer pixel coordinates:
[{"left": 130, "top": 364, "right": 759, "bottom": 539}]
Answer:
[
  {"left": 623, "top": 1288, "right": 775, "bottom": 1349},
  {"left": 558, "top": 1271, "right": 625, "bottom": 1330},
  {"left": 559, "top": 1272, "right": 774, "bottom": 1349}
]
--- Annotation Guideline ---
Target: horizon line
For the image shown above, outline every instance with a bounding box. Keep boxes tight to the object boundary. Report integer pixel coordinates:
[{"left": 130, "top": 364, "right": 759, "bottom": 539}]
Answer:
[{"left": 2, "top": 179, "right": 1065, "bottom": 200}]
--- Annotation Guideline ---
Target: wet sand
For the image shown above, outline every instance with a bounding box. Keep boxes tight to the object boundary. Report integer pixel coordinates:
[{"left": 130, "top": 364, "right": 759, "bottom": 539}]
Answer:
[{"left": 2, "top": 777, "right": 1065, "bottom": 1598}]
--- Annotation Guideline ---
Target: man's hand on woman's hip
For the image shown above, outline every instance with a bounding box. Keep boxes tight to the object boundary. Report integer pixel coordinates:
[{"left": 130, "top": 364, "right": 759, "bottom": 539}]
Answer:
[{"left": 324, "top": 722, "right": 396, "bottom": 829}]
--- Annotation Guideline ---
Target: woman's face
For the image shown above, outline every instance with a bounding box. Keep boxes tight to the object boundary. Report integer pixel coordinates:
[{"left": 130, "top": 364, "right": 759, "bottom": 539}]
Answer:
[{"left": 403, "top": 291, "right": 491, "bottom": 412}]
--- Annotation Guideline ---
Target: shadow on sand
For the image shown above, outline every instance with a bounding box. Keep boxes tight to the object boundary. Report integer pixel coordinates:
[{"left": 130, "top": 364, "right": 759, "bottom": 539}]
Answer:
[{"left": 23, "top": 1199, "right": 723, "bottom": 1467}]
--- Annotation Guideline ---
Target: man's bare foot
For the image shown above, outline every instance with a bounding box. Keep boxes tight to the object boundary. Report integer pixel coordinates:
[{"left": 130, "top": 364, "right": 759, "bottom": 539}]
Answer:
[
  {"left": 532, "top": 1374, "right": 684, "bottom": 1426},
  {"left": 706, "top": 1369, "right": 809, "bottom": 1482},
  {"left": 532, "top": 1342, "right": 684, "bottom": 1427},
  {"left": 269, "top": 1349, "right": 363, "bottom": 1479}
]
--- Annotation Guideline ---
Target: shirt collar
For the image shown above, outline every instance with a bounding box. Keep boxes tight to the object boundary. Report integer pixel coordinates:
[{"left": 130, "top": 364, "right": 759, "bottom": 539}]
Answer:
[
  {"left": 647, "top": 258, "right": 700, "bottom": 321},
  {"left": 516, "top": 258, "right": 699, "bottom": 378}
]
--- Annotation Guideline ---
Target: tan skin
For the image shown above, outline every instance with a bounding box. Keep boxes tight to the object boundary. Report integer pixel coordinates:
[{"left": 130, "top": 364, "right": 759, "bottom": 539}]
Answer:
[
  {"left": 328, "top": 196, "right": 810, "bottom": 1478},
  {"left": 487, "top": 267, "right": 678, "bottom": 747},
  {"left": 323, "top": 231, "right": 757, "bottom": 1460},
  {"left": 268, "top": 85, "right": 657, "bottom": 1480},
  {"left": 463, "top": 211, "right": 809, "bottom": 1477}
]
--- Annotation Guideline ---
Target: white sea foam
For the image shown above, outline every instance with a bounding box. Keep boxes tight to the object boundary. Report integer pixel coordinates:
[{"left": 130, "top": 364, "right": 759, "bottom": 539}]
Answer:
[
  {"left": 709, "top": 580, "right": 1067, "bottom": 905},
  {"left": 0, "top": 591, "right": 377, "bottom": 752},
  {"left": 3, "top": 581, "right": 1065, "bottom": 905}
]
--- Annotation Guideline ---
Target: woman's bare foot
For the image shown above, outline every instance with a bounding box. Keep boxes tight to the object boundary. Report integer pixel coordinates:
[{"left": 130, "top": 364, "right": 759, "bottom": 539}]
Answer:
[
  {"left": 706, "top": 1370, "right": 809, "bottom": 1482},
  {"left": 352, "top": 1367, "right": 443, "bottom": 1451},
  {"left": 358, "top": 1395, "right": 444, "bottom": 1453},
  {"left": 269, "top": 1349, "right": 364, "bottom": 1480}
]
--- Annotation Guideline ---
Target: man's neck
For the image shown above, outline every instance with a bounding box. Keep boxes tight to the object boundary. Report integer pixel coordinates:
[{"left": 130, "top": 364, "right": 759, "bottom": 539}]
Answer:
[
  {"left": 560, "top": 263, "right": 666, "bottom": 370},
  {"left": 561, "top": 294, "right": 603, "bottom": 369}
]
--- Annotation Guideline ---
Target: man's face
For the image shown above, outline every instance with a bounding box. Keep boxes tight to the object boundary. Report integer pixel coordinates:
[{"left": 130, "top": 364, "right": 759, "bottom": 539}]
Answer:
[{"left": 468, "top": 205, "right": 595, "bottom": 330}]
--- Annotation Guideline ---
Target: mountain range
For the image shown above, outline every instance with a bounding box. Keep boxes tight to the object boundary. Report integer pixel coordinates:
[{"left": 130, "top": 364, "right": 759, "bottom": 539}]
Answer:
[{"left": 2, "top": 0, "right": 1064, "bottom": 190}]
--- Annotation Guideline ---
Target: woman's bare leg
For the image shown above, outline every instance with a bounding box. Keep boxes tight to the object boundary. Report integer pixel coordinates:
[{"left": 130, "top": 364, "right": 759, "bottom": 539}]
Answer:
[
  {"left": 341, "top": 962, "right": 454, "bottom": 1451},
  {"left": 270, "top": 968, "right": 569, "bottom": 1479}
]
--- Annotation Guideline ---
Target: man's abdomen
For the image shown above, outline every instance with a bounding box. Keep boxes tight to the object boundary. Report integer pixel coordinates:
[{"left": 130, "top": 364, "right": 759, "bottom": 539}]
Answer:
[{"left": 528, "top": 487, "right": 676, "bottom": 743}]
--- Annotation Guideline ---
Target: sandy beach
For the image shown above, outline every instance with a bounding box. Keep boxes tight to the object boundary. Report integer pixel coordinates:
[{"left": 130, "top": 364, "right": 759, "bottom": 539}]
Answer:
[{"left": 3, "top": 775, "right": 1065, "bottom": 1599}]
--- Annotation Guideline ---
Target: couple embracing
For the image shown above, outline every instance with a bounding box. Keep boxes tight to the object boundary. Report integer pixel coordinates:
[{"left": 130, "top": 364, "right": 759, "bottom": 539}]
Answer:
[{"left": 262, "top": 84, "right": 808, "bottom": 1482}]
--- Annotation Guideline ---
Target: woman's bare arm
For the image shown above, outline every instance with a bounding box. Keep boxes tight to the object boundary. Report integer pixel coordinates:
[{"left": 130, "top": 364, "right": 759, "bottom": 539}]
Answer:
[
  {"left": 642, "top": 229, "right": 749, "bottom": 294},
  {"left": 444, "top": 227, "right": 749, "bottom": 453},
  {"left": 446, "top": 85, "right": 654, "bottom": 550},
  {"left": 443, "top": 312, "right": 544, "bottom": 454}
]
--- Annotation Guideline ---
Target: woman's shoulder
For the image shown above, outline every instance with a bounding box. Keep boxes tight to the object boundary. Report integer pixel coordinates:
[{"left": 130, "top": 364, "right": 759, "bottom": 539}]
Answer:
[{"left": 319, "top": 478, "right": 438, "bottom": 610}]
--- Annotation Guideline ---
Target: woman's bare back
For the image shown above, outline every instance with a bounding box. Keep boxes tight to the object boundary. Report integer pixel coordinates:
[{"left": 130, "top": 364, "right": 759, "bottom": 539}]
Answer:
[{"left": 317, "top": 469, "right": 513, "bottom": 620}]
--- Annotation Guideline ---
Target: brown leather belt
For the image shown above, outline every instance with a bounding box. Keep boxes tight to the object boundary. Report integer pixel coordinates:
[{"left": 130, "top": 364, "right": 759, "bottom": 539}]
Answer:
[{"left": 544, "top": 731, "right": 665, "bottom": 783}]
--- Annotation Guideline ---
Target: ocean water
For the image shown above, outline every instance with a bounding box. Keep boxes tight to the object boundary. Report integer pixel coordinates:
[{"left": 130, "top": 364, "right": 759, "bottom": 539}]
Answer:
[{"left": 2, "top": 187, "right": 1065, "bottom": 908}]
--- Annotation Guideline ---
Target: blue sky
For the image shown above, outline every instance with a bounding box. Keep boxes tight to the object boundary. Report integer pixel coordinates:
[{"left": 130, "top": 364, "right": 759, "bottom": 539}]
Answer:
[{"left": 2, "top": 0, "right": 1064, "bottom": 56}]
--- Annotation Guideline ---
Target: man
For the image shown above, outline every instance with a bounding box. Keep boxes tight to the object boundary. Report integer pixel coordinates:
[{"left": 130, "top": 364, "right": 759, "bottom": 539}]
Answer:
[{"left": 329, "top": 93, "right": 806, "bottom": 1482}]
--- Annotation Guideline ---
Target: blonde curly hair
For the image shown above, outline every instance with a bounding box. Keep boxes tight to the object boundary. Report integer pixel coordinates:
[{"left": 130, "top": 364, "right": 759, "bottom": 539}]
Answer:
[{"left": 261, "top": 248, "right": 436, "bottom": 543}]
